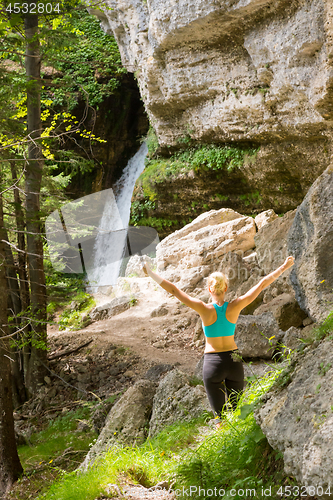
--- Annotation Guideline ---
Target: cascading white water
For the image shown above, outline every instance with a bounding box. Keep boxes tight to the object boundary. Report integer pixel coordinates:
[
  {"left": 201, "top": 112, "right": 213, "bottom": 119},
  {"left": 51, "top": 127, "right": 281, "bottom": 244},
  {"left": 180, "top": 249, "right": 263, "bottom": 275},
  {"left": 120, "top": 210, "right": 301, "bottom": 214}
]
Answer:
[{"left": 86, "top": 142, "right": 148, "bottom": 289}]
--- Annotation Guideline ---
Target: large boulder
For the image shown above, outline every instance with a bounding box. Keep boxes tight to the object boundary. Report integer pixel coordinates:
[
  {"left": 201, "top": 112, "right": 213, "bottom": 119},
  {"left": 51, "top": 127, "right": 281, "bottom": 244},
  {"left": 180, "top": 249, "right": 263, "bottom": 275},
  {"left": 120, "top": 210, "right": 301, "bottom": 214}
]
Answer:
[
  {"left": 156, "top": 208, "right": 256, "bottom": 292},
  {"left": 253, "top": 293, "right": 307, "bottom": 331},
  {"left": 90, "top": 294, "right": 136, "bottom": 321},
  {"left": 254, "top": 209, "right": 278, "bottom": 231},
  {"left": 81, "top": 379, "right": 157, "bottom": 470},
  {"left": 125, "top": 254, "right": 155, "bottom": 278},
  {"left": 234, "top": 313, "right": 284, "bottom": 359},
  {"left": 288, "top": 164, "right": 333, "bottom": 322},
  {"left": 253, "top": 210, "right": 296, "bottom": 301},
  {"left": 148, "top": 369, "right": 211, "bottom": 437},
  {"left": 256, "top": 339, "right": 333, "bottom": 498},
  {"left": 254, "top": 209, "right": 296, "bottom": 275}
]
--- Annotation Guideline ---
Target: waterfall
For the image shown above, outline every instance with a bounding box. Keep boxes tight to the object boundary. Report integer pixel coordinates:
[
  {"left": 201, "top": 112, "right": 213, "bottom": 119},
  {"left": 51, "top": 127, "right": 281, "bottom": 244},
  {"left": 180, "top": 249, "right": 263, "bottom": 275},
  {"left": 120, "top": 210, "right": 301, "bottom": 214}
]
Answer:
[{"left": 86, "top": 142, "right": 148, "bottom": 289}]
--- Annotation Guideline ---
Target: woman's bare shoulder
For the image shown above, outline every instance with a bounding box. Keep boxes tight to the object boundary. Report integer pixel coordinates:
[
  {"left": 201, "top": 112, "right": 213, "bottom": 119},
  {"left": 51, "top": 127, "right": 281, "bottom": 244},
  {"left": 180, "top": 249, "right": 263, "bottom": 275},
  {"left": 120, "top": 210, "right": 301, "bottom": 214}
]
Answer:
[{"left": 226, "top": 298, "right": 242, "bottom": 322}]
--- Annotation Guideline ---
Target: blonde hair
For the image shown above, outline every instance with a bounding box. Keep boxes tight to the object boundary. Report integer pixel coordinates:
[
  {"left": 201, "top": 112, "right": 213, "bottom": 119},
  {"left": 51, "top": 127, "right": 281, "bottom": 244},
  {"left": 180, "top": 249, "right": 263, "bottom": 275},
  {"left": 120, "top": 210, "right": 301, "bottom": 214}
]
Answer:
[{"left": 207, "top": 272, "right": 228, "bottom": 295}]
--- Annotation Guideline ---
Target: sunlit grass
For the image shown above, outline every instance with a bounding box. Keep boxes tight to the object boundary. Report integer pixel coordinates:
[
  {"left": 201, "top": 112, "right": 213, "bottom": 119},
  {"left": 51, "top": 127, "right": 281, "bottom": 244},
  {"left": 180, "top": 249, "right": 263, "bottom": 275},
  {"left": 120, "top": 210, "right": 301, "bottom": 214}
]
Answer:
[
  {"left": 18, "top": 407, "right": 97, "bottom": 471},
  {"left": 38, "top": 365, "right": 289, "bottom": 500}
]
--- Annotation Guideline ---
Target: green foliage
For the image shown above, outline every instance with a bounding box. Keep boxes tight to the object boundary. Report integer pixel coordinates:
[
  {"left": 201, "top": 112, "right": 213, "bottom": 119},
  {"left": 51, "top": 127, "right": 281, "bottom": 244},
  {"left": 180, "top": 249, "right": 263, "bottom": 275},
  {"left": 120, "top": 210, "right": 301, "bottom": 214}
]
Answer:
[
  {"left": 188, "top": 376, "right": 204, "bottom": 387},
  {"left": 313, "top": 309, "right": 333, "bottom": 341},
  {"left": 129, "top": 295, "right": 138, "bottom": 307},
  {"left": 45, "top": 9, "right": 126, "bottom": 110},
  {"left": 215, "top": 194, "right": 229, "bottom": 202},
  {"left": 239, "top": 191, "right": 262, "bottom": 207},
  {"left": 145, "top": 126, "right": 159, "bottom": 158},
  {"left": 39, "top": 369, "right": 290, "bottom": 500},
  {"left": 18, "top": 406, "right": 97, "bottom": 471},
  {"left": 130, "top": 199, "right": 156, "bottom": 225},
  {"left": 137, "top": 216, "right": 178, "bottom": 232},
  {"left": 138, "top": 144, "right": 259, "bottom": 201},
  {"left": 299, "top": 307, "right": 333, "bottom": 346},
  {"left": 58, "top": 291, "right": 95, "bottom": 331},
  {"left": 318, "top": 362, "right": 332, "bottom": 377},
  {"left": 45, "top": 271, "right": 86, "bottom": 296},
  {"left": 175, "top": 373, "right": 286, "bottom": 499},
  {"left": 176, "top": 144, "right": 254, "bottom": 173},
  {"left": 39, "top": 415, "right": 208, "bottom": 500},
  {"left": 130, "top": 196, "right": 178, "bottom": 230}
]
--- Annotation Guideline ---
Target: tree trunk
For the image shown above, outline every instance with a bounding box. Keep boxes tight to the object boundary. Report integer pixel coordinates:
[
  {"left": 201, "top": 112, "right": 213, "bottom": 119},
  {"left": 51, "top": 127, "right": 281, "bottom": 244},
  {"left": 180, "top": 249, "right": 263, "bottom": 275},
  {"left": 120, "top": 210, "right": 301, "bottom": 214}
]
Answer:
[
  {"left": 9, "top": 161, "right": 30, "bottom": 406},
  {"left": 10, "top": 161, "right": 30, "bottom": 315},
  {"left": 24, "top": 9, "right": 48, "bottom": 395},
  {"left": 3, "top": 229, "right": 27, "bottom": 407},
  {"left": 0, "top": 190, "right": 23, "bottom": 497}
]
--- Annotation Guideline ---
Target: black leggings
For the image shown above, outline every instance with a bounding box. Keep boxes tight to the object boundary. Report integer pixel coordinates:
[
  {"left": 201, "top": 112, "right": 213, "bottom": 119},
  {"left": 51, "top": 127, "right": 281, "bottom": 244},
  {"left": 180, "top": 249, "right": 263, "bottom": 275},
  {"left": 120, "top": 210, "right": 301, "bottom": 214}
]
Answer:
[{"left": 203, "top": 350, "right": 244, "bottom": 417}]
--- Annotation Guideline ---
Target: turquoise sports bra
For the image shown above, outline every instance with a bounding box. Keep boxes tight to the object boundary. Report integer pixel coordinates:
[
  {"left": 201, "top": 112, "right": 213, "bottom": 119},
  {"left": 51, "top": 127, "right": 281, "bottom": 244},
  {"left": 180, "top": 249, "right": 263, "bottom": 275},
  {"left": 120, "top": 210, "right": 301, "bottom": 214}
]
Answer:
[{"left": 202, "top": 302, "right": 236, "bottom": 338}]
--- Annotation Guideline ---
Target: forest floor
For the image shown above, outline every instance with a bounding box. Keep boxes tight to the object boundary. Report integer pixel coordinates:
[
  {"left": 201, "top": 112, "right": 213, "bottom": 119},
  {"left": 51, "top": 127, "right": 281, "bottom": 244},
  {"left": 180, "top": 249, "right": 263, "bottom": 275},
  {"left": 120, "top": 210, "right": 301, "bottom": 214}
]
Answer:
[{"left": 7, "top": 289, "right": 203, "bottom": 500}]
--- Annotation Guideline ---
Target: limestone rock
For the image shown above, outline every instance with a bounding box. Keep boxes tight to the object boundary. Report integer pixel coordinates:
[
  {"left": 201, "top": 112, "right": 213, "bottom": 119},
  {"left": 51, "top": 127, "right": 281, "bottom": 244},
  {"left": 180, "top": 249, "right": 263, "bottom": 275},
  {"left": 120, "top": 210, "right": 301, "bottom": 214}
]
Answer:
[
  {"left": 148, "top": 369, "right": 211, "bottom": 437},
  {"left": 243, "top": 251, "right": 258, "bottom": 265},
  {"left": 254, "top": 210, "right": 278, "bottom": 231},
  {"left": 282, "top": 326, "right": 304, "bottom": 351},
  {"left": 194, "top": 356, "right": 204, "bottom": 381},
  {"left": 225, "top": 271, "right": 265, "bottom": 315},
  {"left": 253, "top": 293, "right": 307, "bottom": 331},
  {"left": 254, "top": 210, "right": 296, "bottom": 299},
  {"left": 152, "top": 340, "right": 166, "bottom": 349},
  {"left": 243, "top": 360, "right": 284, "bottom": 382},
  {"left": 303, "top": 317, "right": 314, "bottom": 327},
  {"left": 160, "top": 208, "right": 244, "bottom": 241},
  {"left": 288, "top": 164, "right": 333, "bottom": 322},
  {"left": 156, "top": 209, "right": 256, "bottom": 292},
  {"left": 90, "top": 294, "right": 134, "bottom": 321},
  {"left": 150, "top": 304, "right": 169, "bottom": 317},
  {"left": 92, "top": 398, "right": 117, "bottom": 434},
  {"left": 95, "top": 0, "right": 332, "bottom": 215},
  {"left": 302, "top": 323, "right": 317, "bottom": 340},
  {"left": 125, "top": 254, "right": 155, "bottom": 278},
  {"left": 222, "top": 252, "right": 253, "bottom": 299},
  {"left": 81, "top": 379, "right": 157, "bottom": 470},
  {"left": 192, "top": 317, "right": 204, "bottom": 342},
  {"left": 98, "top": 0, "right": 333, "bottom": 148},
  {"left": 143, "top": 364, "right": 174, "bottom": 381},
  {"left": 255, "top": 340, "right": 333, "bottom": 497},
  {"left": 254, "top": 210, "right": 296, "bottom": 276},
  {"left": 234, "top": 313, "right": 284, "bottom": 359}
]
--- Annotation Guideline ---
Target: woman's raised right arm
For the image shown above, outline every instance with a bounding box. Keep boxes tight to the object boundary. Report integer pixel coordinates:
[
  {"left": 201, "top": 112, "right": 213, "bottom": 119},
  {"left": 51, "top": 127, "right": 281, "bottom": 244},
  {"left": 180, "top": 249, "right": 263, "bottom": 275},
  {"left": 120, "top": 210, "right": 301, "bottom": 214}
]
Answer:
[{"left": 229, "top": 256, "right": 295, "bottom": 316}]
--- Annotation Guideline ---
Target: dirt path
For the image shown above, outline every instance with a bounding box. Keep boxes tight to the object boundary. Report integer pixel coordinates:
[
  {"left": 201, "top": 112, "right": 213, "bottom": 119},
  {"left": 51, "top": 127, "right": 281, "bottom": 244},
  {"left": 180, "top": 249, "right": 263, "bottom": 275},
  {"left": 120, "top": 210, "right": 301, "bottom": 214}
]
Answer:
[{"left": 48, "top": 290, "right": 203, "bottom": 375}]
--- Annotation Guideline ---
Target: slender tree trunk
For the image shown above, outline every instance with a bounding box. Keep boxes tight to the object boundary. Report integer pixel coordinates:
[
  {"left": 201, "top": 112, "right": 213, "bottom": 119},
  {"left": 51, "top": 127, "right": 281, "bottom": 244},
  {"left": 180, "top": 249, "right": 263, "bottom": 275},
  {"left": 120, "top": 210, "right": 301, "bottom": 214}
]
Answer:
[
  {"left": 9, "top": 161, "right": 30, "bottom": 405},
  {"left": 0, "top": 190, "right": 23, "bottom": 497},
  {"left": 3, "top": 229, "right": 27, "bottom": 407},
  {"left": 24, "top": 9, "right": 48, "bottom": 395},
  {"left": 10, "top": 161, "right": 30, "bottom": 315}
]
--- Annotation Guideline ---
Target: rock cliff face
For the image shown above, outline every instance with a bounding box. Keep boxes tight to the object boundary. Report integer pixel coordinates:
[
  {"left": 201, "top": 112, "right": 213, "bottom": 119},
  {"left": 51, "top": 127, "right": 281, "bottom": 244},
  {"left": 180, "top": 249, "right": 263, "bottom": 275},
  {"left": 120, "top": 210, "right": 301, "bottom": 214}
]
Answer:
[
  {"left": 288, "top": 163, "right": 333, "bottom": 321},
  {"left": 256, "top": 339, "right": 333, "bottom": 498},
  {"left": 94, "top": 0, "right": 333, "bottom": 148},
  {"left": 91, "top": 0, "right": 333, "bottom": 230}
]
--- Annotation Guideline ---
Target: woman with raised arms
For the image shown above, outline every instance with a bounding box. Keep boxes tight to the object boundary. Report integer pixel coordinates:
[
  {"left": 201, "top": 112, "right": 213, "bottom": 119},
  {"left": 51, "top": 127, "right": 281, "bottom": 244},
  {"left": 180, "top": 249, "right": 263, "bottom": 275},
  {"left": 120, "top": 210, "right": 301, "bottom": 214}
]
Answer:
[{"left": 142, "top": 255, "right": 294, "bottom": 425}]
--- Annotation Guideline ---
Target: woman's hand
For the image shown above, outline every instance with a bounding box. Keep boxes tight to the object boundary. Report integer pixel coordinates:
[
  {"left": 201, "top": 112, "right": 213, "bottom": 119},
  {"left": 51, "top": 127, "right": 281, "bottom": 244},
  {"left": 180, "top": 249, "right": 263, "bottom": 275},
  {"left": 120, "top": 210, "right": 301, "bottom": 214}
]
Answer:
[
  {"left": 282, "top": 255, "right": 295, "bottom": 270},
  {"left": 141, "top": 261, "right": 150, "bottom": 277}
]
